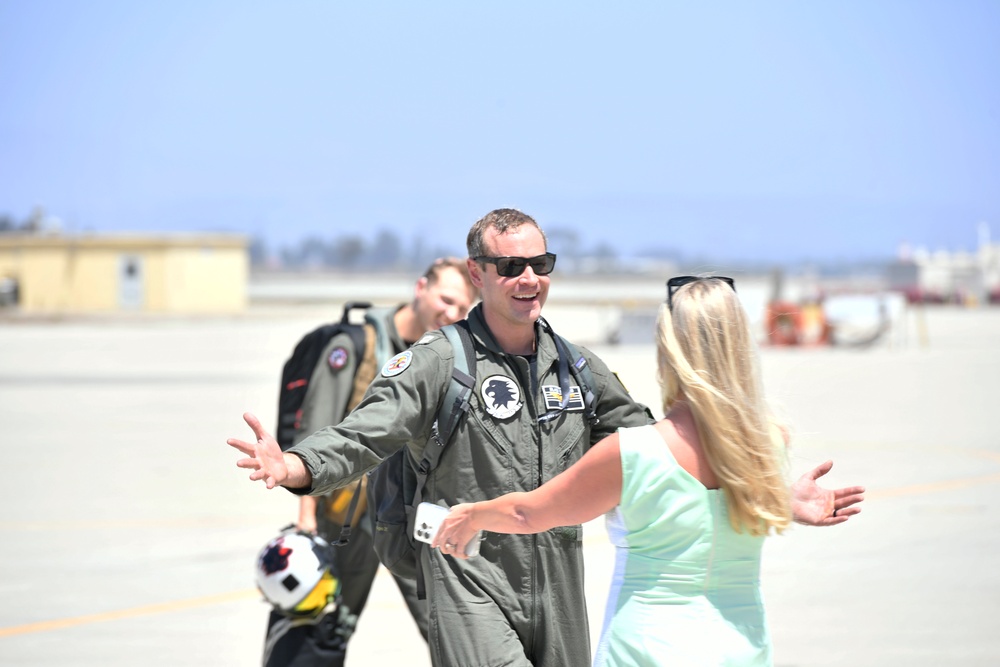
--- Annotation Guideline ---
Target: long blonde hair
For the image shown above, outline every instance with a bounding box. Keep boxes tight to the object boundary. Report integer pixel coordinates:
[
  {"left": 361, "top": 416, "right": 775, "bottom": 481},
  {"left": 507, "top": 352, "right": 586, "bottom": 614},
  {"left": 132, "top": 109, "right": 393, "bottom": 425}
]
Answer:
[{"left": 657, "top": 278, "right": 791, "bottom": 536}]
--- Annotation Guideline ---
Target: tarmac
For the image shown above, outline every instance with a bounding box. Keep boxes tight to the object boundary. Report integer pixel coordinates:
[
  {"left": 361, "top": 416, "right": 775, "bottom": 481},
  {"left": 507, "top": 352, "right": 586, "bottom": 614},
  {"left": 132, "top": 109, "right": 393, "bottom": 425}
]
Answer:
[{"left": 1, "top": 301, "right": 998, "bottom": 666}]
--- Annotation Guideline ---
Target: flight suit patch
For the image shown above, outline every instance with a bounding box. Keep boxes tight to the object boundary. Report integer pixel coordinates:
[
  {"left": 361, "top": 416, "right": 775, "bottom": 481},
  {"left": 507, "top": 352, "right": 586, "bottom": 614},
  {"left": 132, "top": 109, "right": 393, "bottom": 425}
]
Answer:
[
  {"left": 541, "top": 385, "right": 585, "bottom": 411},
  {"left": 381, "top": 350, "right": 413, "bottom": 377},
  {"left": 414, "top": 333, "right": 437, "bottom": 347},
  {"left": 481, "top": 375, "right": 522, "bottom": 419},
  {"left": 327, "top": 346, "right": 349, "bottom": 371}
]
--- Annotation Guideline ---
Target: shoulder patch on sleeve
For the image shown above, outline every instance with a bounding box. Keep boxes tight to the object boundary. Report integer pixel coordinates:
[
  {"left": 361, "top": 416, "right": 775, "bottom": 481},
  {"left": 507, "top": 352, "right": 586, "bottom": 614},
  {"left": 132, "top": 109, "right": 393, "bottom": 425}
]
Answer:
[
  {"left": 381, "top": 350, "right": 413, "bottom": 377},
  {"left": 327, "top": 346, "right": 350, "bottom": 371}
]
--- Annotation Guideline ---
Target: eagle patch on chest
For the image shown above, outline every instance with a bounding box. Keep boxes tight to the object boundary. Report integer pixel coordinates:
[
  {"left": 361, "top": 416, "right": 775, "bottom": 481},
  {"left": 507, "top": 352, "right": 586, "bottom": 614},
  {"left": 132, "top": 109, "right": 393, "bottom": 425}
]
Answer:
[{"left": 480, "top": 375, "right": 522, "bottom": 419}]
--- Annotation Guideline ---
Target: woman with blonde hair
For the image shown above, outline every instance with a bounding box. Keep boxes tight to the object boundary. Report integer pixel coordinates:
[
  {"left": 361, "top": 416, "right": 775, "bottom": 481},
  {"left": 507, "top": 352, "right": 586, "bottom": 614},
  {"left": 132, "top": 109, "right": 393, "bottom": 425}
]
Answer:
[{"left": 433, "top": 276, "right": 864, "bottom": 666}]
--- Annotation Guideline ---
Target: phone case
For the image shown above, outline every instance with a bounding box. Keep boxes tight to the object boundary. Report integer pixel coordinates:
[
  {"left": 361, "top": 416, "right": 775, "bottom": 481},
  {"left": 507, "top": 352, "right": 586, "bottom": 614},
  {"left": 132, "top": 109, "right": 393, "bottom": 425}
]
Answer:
[
  {"left": 413, "top": 502, "right": 481, "bottom": 557},
  {"left": 413, "top": 502, "right": 449, "bottom": 544}
]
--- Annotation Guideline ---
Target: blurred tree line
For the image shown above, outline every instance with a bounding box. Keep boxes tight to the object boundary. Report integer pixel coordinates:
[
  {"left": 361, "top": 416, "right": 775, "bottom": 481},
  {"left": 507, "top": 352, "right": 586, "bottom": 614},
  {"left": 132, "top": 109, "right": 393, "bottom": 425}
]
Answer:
[
  {"left": 0, "top": 207, "right": 61, "bottom": 234},
  {"left": 252, "top": 228, "right": 464, "bottom": 272},
  {"left": 0, "top": 207, "right": 694, "bottom": 275},
  {"left": 251, "top": 226, "right": 661, "bottom": 275}
]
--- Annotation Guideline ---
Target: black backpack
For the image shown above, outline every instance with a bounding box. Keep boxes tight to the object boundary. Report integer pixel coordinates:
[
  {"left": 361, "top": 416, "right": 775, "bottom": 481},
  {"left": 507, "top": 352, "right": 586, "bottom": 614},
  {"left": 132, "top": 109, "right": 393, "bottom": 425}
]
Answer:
[
  {"left": 365, "top": 317, "right": 598, "bottom": 594},
  {"left": 275, "top": 302, "right": 373, "bottom": 450}
]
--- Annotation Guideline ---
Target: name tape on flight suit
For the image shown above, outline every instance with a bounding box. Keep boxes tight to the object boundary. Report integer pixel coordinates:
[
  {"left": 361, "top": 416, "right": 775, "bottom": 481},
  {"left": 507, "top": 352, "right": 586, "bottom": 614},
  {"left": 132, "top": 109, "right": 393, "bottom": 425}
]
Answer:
[{"left": 541, "top": 385, "right": 585, "bottom": 411}]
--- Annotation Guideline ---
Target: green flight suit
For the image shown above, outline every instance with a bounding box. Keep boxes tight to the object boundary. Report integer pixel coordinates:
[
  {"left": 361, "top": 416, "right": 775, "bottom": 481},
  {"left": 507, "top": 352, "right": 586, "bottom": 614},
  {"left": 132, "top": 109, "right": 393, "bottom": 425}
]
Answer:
[{"left": 289, "top": 303, "right": 653, "bottom": 667}]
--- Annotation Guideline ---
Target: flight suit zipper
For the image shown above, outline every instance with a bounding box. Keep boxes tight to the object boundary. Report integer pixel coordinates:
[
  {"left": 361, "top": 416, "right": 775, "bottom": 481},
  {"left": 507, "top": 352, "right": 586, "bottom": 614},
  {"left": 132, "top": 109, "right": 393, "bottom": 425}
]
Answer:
[{"left": 508, "top": 352, "right": 541, "bottom": 656}]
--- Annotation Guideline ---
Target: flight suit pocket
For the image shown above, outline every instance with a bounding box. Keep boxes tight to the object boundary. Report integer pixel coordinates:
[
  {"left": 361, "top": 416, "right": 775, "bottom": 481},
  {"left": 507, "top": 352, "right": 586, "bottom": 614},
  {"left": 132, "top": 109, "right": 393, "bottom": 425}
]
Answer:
[
  {"left": 550, "top": 524, "right": 581, "bottom": 543},
  {"left": 546, "top": 411, "right": 588, "bottom": 475}
]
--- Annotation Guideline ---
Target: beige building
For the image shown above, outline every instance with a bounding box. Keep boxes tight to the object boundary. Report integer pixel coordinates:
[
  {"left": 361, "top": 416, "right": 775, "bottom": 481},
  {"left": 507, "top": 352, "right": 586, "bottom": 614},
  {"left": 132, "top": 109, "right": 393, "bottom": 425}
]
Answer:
[{"left": 0, "top": 233, "right": 248, "bottom": 314}]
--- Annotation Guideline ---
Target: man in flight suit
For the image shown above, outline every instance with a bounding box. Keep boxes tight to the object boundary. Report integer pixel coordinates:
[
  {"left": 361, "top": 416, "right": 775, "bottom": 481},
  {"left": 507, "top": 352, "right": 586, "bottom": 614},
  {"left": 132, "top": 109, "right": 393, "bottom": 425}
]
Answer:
[
  {"left": 264, "top": 257, "right": 478, "bottom": 666},
  {"left": 233, "top": 209, "right": 862, "bottom": 667}
]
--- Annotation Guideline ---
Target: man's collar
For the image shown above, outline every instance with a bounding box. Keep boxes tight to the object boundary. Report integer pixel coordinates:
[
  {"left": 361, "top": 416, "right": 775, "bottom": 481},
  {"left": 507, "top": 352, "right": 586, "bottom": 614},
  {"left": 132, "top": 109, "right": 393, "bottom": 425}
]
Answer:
[{"left": 467, "top": 304, "right": 558, "bottom": 365}]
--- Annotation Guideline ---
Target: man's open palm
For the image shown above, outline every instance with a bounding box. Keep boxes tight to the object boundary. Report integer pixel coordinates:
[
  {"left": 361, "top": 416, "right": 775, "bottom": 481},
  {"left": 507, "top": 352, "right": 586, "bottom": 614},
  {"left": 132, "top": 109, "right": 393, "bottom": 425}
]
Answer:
[{"left": 227, "top": 412, "right": 289, "bottom": 489}]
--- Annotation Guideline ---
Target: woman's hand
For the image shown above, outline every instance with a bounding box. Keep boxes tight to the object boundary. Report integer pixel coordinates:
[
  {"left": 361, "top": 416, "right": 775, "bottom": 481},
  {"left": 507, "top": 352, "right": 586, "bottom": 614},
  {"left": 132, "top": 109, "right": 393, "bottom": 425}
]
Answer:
[
  {"left": 792, "top": 460, "right": 865, "bottom": 526},
  {"left": 432, "top": 503, "right": 480, "bottom": 559}
]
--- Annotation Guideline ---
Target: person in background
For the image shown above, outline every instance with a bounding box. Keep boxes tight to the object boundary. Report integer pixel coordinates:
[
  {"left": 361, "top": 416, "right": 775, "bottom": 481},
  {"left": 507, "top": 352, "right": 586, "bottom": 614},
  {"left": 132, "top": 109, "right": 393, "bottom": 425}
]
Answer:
[
  {"left": 431, "top": 276, "right": 865, "bottom": 666},
  {"left": 264, "top": 257, "right": 478, "bottom": 667}
]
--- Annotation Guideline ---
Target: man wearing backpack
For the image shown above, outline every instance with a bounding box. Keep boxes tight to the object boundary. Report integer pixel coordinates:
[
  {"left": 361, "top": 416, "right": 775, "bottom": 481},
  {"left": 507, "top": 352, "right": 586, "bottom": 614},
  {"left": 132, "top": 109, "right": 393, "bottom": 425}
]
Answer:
[
  {"left": 263, "top": 257, "right": 478, "bottom": 667},
  {"left": 231, "top": 209, "right": 856, "bottom": 666}
]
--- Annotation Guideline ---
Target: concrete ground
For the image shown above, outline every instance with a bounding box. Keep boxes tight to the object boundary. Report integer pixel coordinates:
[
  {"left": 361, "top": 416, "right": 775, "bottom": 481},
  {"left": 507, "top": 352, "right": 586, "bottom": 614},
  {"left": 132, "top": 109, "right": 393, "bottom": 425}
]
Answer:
[{"left": 1, "top": 302, "right": 998, "bottom": 666}]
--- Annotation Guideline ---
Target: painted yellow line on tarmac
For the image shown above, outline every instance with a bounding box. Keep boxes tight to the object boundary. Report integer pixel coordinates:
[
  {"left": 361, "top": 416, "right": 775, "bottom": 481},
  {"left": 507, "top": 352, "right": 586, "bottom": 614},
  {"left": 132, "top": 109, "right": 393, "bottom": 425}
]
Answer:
[
  {"left": 0, "top": 589, "right": 260, "bottom": 638},
  {"left": 4, "top": 467, "right": 998, "bottom": 638},
  {"left": 970, "top": 449, "right": 1000, "bottom": 464}
]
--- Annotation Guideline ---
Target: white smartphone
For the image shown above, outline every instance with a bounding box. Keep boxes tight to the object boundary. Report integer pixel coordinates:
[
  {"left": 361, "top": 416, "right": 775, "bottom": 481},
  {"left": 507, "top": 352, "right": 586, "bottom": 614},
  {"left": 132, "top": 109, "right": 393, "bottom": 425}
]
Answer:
[{"left": 413, "top": 502, "right": 481, "bottom": 557}]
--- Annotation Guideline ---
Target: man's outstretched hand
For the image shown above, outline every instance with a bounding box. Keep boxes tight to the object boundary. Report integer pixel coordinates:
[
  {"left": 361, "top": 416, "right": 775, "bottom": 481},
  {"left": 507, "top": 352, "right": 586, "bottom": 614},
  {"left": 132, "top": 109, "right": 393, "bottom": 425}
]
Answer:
[
  {"left": 791, "top": 460, "right": 865, "bottom": 526},
  {"left": 227, "top": 412, "right": 290, "bottom": 489}
]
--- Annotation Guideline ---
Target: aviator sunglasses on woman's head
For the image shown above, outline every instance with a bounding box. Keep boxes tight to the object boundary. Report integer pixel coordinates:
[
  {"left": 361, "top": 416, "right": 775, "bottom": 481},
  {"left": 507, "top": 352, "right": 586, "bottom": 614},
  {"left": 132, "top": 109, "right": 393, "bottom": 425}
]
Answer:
[
  {"left": 666, "top": 275, "right": 736, "bottom": 310},
  {"left": 474, "top": 252, "right": 557, "bottom": 277}
]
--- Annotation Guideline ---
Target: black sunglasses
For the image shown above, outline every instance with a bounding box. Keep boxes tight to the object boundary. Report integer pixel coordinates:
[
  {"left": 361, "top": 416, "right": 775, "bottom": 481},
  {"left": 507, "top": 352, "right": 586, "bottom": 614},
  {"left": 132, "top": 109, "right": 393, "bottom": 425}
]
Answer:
[
  {"left": 666, "top": 276, "right": 736, "bottom": 310},
  {"left": 474, "top": 253, "right": 557, "bottom": 277}
]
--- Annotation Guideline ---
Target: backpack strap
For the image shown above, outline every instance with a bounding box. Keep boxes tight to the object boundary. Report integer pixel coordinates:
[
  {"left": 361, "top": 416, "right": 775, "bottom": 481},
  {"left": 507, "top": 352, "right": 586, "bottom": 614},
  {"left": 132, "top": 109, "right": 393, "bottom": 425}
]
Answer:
[
  {"left": 433, "top": 321, "right": 476, "bottom": 453},
  {"left": 411, "top": 320, "right": 476, "bottom": 599},
  {"left": 536, "top": 316, "right": 600, "bottom": 426},
  {"left": 413, "top": 320, "right": 476, "bottom": 501},
  {"left": 364, "top": 307, "right": 392, "bottom": 367},
  {"left": 338, "top": 301, "right": 374, "bottom": 380},
  {"left": 338, "top": 301, "right": 374, "bottom": 414},
  {"left": 330, "top": 480, "right": 365, "bottom": 546},
  {"left": 345, "top": 323, "right": 378, "bottom": 412},
  {"left": 553, "top": 333, "right": 599, "bottom": 427},
  {"left": 332, "top": 302, "right": 375, "bottom": 546}
]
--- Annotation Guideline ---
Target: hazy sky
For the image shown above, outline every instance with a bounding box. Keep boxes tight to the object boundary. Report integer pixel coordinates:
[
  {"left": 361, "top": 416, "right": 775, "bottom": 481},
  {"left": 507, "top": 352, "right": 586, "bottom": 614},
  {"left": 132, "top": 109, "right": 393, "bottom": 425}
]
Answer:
[{"left": 2, "top": 2, "right": 998, "bottom": 264}]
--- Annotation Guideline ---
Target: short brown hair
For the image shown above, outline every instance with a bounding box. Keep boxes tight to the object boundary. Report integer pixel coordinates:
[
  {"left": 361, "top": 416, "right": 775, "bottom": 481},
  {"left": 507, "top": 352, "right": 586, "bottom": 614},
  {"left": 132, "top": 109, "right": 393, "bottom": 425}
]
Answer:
[
  {"left": 423, "top": 256, "right": 479, "bottom": 301},
  {"left": 466, "top": 208, "right": 547, "bottom": 259}
]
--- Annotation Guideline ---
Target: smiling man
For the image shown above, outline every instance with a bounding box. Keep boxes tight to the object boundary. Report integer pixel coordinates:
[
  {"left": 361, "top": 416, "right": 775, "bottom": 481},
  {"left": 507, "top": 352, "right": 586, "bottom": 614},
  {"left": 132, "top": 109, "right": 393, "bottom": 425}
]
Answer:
[
  {"left": 229, "top": 208, "right": 855, "bottom": 667},
  {"left": 231, "top": 208, "right": 652, "bottom": 665},
  {"left": 467, "top": 217, "right": 552, "bottom": 351}
]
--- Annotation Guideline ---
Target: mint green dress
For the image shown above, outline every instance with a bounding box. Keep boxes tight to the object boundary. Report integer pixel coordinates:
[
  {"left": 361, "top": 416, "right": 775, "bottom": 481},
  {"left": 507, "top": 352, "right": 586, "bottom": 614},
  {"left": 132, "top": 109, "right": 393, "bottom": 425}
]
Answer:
[{"left": 592, "top": 425, "right": 772, "bottom": 667}]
